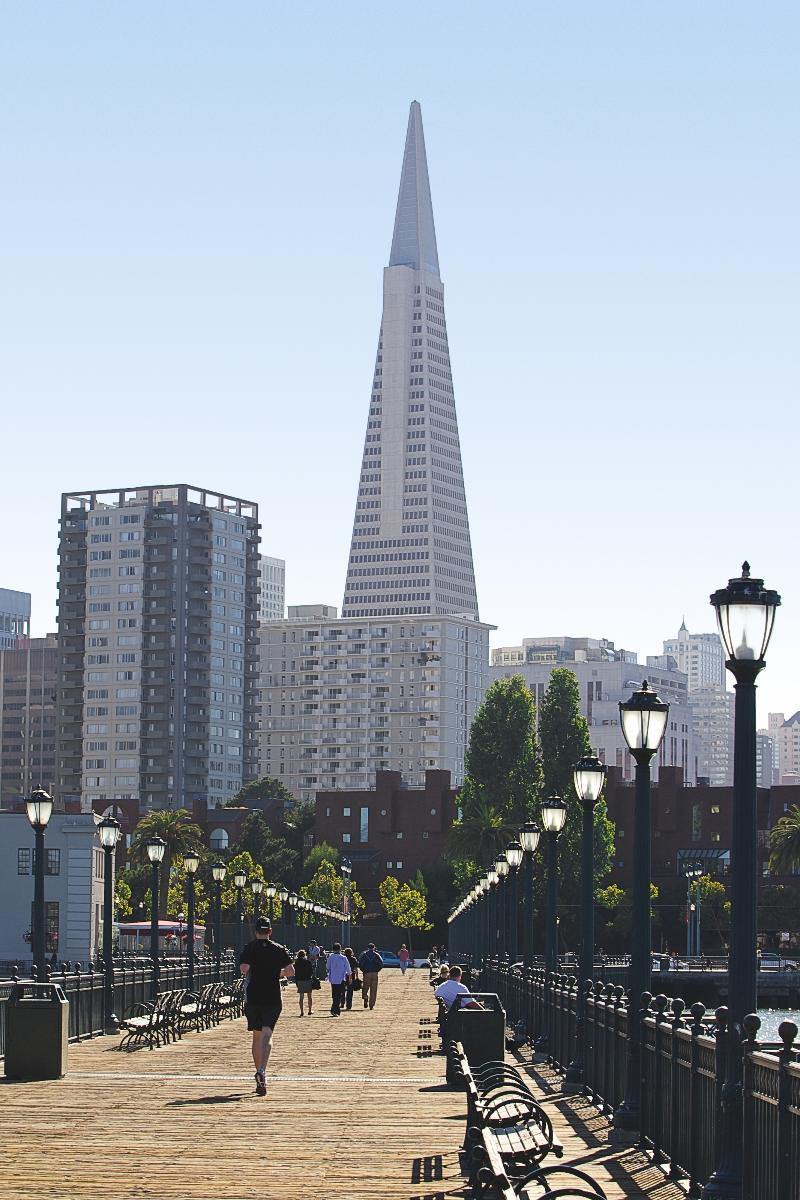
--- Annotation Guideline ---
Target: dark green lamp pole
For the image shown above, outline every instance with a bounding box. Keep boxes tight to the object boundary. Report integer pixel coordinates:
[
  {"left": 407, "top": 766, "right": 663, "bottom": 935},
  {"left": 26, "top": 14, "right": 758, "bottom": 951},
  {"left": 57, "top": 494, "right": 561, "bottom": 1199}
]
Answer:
[
  {"left": 25, "top": 788, "right": 54, "bottom": 980},
  {"left": 233, "top": 870, "right": 247, "bottom": 954},
  {"left": 494, "top": 853, "right": 509, "bottom": 958},
  {"left": 97, "top": 815, "right": 121, "bottom": 1030},
  {"left": 703, "top": 564, "right": 780, "bottom": 1199},
  {"left": 183, "top": 850, "right": 200, "bottom": 992},
  {"left": 565, "top": 753, "right": 606, "bottom": 1090},
  {"left": 279, "top": 886, "right": 289, "bottom": 935},
  {"left": 251, "top": 876, "right": 264, "bottom": 923},
  {"left": 519, "top": 822, "right": 540, "bottom": 965},
  {"left": 613, "top": 680, "right": 669, "bottom": 1137},
  {"left": 211, "top": 860, "right": 226, "bottom": 981},
  {"left": 146, "top": 836, "right": 167, "bottom": 999},
  {"left": 505, "top": 840, "right": 524, "bottom": 960},
  {"left": 541, "top": 794, "right": 567, "bottom": 975}
]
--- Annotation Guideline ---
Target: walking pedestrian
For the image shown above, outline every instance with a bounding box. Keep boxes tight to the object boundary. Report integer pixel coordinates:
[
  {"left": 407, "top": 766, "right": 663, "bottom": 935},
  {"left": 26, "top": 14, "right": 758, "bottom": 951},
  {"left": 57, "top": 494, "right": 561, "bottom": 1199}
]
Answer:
[
  {"left": 326, "top": 942, "right": 351, "bottom": 1016},
  {"left": 239, "top": 917, "right": 295, "bottom": 1096},
  {"left": 294, "top": 948, "right": 314, "bottom": 1016},
  {"left": 358, "top": 943, "right": 384, "bottom": 1010},
  {"left": 308, "top": 939, "right": 321, "bottom": 977},
  {"left": 343, "top": 946, "right": 359, "bottom": 1010},
  {"left": 398, "top": 944, "right": 410, "bottom": 975}
]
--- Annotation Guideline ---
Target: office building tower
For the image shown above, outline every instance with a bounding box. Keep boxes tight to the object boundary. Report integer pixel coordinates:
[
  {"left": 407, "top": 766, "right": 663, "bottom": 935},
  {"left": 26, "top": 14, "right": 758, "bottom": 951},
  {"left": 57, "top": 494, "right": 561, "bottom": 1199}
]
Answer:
[
  {"left": 258, "top": 555, "right": 286, "bottom": 622},
  {"left": 56, "top": 485, "right": 260, "bottom": 812},
  {"left": 258, "top": 609, "right": 492, "bottom": 802},
  {"left": 0, "top": 589, "right": 31, "bottom": 649},
  {"left": 663, "top": 621, "right": 726, "bottom": 690},
  {"left": 0, "top": 634, "right": 58, "bottom": 803},
  {"left": 342, "top": 101, "right": 479, "bottom": 620}
]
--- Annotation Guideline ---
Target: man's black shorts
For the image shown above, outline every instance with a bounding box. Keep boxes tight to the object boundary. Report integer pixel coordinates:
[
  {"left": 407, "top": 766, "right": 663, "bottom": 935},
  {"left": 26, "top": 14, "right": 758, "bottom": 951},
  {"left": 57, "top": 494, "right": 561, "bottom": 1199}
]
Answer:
[{"left": 245, "top": 1002, "right": 281, "bottom": 1032}]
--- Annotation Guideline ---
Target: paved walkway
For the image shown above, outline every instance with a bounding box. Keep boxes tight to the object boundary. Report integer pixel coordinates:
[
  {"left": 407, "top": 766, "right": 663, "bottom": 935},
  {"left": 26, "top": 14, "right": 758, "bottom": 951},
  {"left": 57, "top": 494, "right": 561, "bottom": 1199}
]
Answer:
[{"left": 0, "top": 973, "right": 685, "bottom": 1199}]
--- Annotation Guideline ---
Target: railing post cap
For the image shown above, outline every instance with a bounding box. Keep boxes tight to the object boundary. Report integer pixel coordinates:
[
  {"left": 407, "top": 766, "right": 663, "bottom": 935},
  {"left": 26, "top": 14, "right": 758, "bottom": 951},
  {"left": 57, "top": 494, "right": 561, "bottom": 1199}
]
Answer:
[
  {"left": 714, "top": 1005, "right": 729, "bottom": 1029},
  {"left": 743, "top": 1012, "right": 761, "bottom": 1042},
  {"left": 690, "top": 1000, "right": 706, "bottom": 1026},
  {"left": 671, "top": 997, "right": 686, "bottom": 1020},
  {"left": 653, "top": 993, "right": 669, "bottom": 1014},
  {"left": 778, "top": 1020, "right": 798, "bottom": 1051}
]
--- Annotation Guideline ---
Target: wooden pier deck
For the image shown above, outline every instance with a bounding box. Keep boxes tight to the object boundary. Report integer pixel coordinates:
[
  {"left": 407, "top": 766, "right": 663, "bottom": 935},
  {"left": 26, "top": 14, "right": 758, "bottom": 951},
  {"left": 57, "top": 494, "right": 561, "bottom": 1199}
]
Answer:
[{"left": 0, "top": 972, "right": 685, "bottom": 1200}]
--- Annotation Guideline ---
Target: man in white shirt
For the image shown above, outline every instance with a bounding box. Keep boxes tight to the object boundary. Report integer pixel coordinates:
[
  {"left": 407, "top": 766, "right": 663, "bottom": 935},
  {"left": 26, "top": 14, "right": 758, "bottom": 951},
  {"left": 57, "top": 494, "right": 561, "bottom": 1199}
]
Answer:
[
  {"left": 326, "top": 942, "right": 352, "bottom": 1016},
  {"left": 434, "top": 965, "right": 481, "bottom": 1014}
]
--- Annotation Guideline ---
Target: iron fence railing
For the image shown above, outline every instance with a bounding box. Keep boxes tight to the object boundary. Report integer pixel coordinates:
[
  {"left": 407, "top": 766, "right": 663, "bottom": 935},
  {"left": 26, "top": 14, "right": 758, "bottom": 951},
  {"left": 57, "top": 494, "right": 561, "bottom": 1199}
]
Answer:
[
  {"left": 478, "top": 957, "right": 799, "bottom": 1200},
  {"left": 0, "top": 955, "right": 237, "bottom": 1062}
]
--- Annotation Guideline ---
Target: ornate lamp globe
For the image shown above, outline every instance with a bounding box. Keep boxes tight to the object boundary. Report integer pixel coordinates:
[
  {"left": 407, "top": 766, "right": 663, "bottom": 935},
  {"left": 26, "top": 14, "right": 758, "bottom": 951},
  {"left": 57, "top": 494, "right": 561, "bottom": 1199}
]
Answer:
[
  {"left": 541, "top": 793, "right": 567, "bottom": 836},
  {"left": 710, "top": 562, "right": 781, "bottom": 667},
  {"left": 279, "top": 886, "right": 289, "bottom": 902},
  {"left": 288, "top": 892, "right": 298, "bottom": 908},
  {"left": 519, "top": 821, "right": 540, "bottom": 855},
  {"left": 183, "top": 850, "right": 200, "bottom": 875},
  {"left": 573, "top": 753, "right": 607, "bottom": 806},
  {"left": 495, "top": 852, "right": 509, "bottom": 878},
  {"left": 251, "top": 877, "right": 264, "bottom": 896},
  {"left": 265, "top": 883, "right": 277, "bottom": 900},
  {"left": 146, "top": 836, "right": 167, "bottom": 864},
  {"left": 233, "top": 869, "right": 247, "bottom": 890},
  {"left": 506, "top": 840, "right": 524, "bottom": 870},
  {"left": 25, "top": 787, "right": 54, "bottom": 830},
  {"left": 211, "top": 860, "right": 226, "bottom": 884},
  {"left": 619, "top": 680, "right": 669, "bottom": 758},
  {"left": 97, "top": 816, "right": 121, "bottom": 850}
]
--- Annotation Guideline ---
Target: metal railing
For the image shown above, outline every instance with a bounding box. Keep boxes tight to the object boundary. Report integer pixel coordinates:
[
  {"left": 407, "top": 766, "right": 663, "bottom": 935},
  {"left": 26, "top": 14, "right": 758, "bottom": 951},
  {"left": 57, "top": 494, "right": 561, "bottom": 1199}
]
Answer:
[
  {"left": 479, "top": 958, "right": 800, "bottom": 1200},
  {"left": 0, "top": 955, "right": 237, "bottom": 1062}
]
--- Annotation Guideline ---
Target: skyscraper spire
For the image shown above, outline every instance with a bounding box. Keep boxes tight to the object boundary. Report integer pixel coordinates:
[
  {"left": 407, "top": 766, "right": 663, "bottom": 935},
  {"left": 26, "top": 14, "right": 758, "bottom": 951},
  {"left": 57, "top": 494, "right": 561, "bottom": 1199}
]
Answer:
[
  {"left": 389, "top": 101, "right": 439, "bottom": 275},
  {"left": 342, "top": 103, "right": 479, "bottom": 620}
]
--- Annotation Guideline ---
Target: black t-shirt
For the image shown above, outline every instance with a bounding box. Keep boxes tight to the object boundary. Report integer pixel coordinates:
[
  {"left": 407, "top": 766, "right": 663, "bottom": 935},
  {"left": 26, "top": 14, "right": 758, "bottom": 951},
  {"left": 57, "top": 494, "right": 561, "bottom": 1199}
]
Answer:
[
  {"left": 293, "top": 957, "right": 313, "bottom": 982},
  {"left": 239, "top": 938, "right": 293, "bottom": 1006}
]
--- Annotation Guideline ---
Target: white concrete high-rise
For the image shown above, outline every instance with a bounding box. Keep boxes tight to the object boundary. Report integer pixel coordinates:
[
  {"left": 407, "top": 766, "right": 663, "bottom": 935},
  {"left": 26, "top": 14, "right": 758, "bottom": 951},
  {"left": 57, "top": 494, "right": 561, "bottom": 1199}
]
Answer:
[
  {"left": 663, "top": 621, "right": 725, "bottom": 690},
  {"left": 0, "top": 589, "right": 30, "bottom": 650},
  {"left": 342, "top": 102, "right": 478, "bottom": 620},
  {"left": 258, "top": 555, "right": 285, "bottom": 622}
]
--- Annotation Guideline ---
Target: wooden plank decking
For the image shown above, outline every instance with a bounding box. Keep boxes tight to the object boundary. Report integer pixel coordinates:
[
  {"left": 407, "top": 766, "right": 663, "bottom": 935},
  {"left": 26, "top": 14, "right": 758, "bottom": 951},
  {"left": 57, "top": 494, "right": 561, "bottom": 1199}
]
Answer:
[{"left": 0, "top": 973, "right": 685, "bottom": 1200}]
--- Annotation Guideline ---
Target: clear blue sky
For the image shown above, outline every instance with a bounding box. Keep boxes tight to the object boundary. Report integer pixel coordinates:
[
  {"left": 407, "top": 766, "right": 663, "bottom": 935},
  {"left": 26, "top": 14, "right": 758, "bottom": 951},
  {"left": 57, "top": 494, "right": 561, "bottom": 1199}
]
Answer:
[{"left": 1, "top": 3, "right": 797, "bottom": 722}]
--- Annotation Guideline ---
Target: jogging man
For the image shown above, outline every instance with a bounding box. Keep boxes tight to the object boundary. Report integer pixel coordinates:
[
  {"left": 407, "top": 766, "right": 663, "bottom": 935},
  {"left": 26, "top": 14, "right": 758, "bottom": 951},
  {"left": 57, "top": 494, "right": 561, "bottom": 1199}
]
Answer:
[
  {"left": 358, "top": 943, "right": 383, "bottom": 1010},
  {"left": 239, "top": 917, "right": 294, "bottom": 1096}
]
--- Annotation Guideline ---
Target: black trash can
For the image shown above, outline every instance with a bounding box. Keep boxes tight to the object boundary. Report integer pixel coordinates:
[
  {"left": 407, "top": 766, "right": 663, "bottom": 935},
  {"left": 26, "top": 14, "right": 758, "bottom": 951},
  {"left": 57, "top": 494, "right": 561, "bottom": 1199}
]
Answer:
[
  {"left": 4, "top": 982, "right": 69, "bottom": 1080},
  {"left": 445, "top": 992, "right": 506, "bottom": 1086}
]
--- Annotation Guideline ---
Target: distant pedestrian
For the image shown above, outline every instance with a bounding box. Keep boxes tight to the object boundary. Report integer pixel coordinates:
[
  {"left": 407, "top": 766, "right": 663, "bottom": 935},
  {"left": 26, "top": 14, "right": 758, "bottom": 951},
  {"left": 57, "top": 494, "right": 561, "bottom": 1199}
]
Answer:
[
  {"left": 239, "top": 918, "right": 295, "bottom": 1096},
  {"left": 308, "top": 940, "right": 321, "bottom": 977},
  {"left": 429, "top": 963, "right": 448, "bottom": 989},
  {"left": 326, "top": 942, "right": 352, "bottom": 1016},
  {"left": 343, "top": 946, "right": 359, "bottom": 1010},
  {"left": 398, "top": 945, "right": 410, "bottom": 975},
  {"left": 317, "top": 947, "right": 327, "bottom": 980},
  {"left": 358, "top": 943, "right": 384, "bottom": 1010},
  {"left": 294, "top": 948, "right": 314, "bottom": 1016}
]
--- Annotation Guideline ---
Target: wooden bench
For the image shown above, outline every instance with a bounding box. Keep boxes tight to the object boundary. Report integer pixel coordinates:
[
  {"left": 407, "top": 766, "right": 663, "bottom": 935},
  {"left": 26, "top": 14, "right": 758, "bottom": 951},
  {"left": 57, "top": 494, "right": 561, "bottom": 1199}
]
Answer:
[
  {"left": 218, "top": 976, "right": 246, "bottom": 1020},
  {"left": 473, "top": 1129, "right": 608, "bottom": 1198},
  {"left": 118, "top": 989, "right": 174, "bottom": 1051}
]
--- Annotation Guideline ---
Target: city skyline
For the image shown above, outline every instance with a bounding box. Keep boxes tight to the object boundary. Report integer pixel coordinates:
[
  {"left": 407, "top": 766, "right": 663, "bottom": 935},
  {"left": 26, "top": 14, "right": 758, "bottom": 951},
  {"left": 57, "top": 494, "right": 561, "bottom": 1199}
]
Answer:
[{"left": 2, "top": 6, "right": 797, "bottom": 723}]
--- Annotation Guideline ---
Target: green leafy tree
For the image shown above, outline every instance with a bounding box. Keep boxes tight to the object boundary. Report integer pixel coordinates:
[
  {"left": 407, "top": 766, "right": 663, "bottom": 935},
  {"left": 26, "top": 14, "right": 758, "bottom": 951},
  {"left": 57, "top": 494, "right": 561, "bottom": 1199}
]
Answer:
[
  {"left": 114, "top": 875, "right": 133, "bottom": 919},
  {"left": 129, "top": 809, "right": 204, "bottom": 910},
  {"left": 758, "top": 883, "right": 800, "bottom": 949},
  {"left": 694, "top": 875, "right": 730, "bottom": 951},
  {"left": 302, "top": 842, "right": 340, "bottom": 880},
  {"left": 227, "top": 776, "right": 295, "bottom": 811},
  {"left": 447, "top": 783, "right": 517, "bottom": 867},
  {"left": 232, "top": 811, "right": 297, "bottom": 883},
  {"left": 769, "top": 805, "right": 800, "bottom": 875},
  {"left": 538, "top": 668, "right": 615, "bottom": 948},
  {"left": 462, "top": 675, "right": 542, "bottom": 824},
  {"left": 596, "top": 882, "right": 659, "bottom": 951},
  {"left": 166, "top": 860, "right": 210, "bottom": 923},
  {"left": 300, "top": 860, "right": 365, "bottom": 925},
  {"left": 379, "top": 876, "right": 433, "bottom": 953}
]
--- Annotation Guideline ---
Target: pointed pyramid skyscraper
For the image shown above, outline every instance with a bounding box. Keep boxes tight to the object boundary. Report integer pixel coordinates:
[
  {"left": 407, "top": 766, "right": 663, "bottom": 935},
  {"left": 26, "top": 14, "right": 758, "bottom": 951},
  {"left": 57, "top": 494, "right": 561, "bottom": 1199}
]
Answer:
[{"left": 342, "top": 103, "right": 479, "bottom": 619}]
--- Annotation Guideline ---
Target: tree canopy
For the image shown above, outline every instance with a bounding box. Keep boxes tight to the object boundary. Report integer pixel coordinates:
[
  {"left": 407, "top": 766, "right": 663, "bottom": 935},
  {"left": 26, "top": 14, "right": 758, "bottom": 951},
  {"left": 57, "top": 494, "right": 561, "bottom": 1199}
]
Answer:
[
  {"left": 129, "top": 808, "right": 204, "bottom": 909},
  {"left": 227, "top": 776, "right": 295, "bottom": 811},
  {"left": 769, "top": 805, "right": 800, "bottom": 875},
  {"left": 379, "top": 875, "right": 433, "bottom": 949},
  {"left": 232, "top": 811, "right": 297, "bottom": 884},
  {"left": 300, "top": 859, "right": 365, "bottom": 925},
  {"left": 463, "top": 675, "right": 542, "bottom": 824}
]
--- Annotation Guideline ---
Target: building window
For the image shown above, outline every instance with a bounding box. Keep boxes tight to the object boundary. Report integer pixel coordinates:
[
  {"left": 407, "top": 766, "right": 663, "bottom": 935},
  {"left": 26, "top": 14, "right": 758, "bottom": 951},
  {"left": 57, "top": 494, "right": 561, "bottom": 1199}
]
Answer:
[
  {"left": 396, "top": 861, "right": 403, "bottom": 869},
  {"left": 360, "top": 807, "right": 369, "bottom": 843},
  {"left": 343, "top": 807, "right": 351, "bottom": 817},
  {"left": 342, "top": 833, "right": 351, "bottom": 844},
  {"left": 711, "top": 805, "right": 720, "bottom": 814},
  {"left": 46, "top": 850, "right": 61, "bottom": 876},
  {"left": 209, "top": 828, "right": 229, "bottom": 851},
  {"left": 18, "top": 848, "right": 31, "bottom": 875},
  {"left": 396, "top": 832, "right": 403, "bottom": 840}
]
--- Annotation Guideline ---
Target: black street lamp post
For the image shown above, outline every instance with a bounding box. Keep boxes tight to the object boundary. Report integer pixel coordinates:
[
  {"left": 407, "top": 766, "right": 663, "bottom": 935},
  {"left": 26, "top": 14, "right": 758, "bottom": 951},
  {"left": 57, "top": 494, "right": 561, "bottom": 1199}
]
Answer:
[
  {"left": 265, "top": 883, "right": 277, "bottom": 924},
  {"left": 146, "top": 836, "right": 167, "bottom": 999},
  {"left": 211, "top": 861, "right": 226, "bottom": 981},
  {"left": 612, "top": 680, "right": 669, "bottom": 1138},
  {"left": 279, "top": 886, "right": 289, "bottom": 936},
  {"left": 703, "top": 564, "right": 780, "bottom": 1199},
  {"left": 495, "top": 853, "right": 509, "bottom": 958},
  {"left": 97, "top": 816, "right": 121, "bottom": 1030},
  {"left": 541, "top": 794, "right": 567, "bottom": 975},
  {"left": 565, "top": 753, "right": 606, "bottom": 1090},
  {"left": 183, "top": 850, "right": 200, "bottom": 992},
  {"left": 234, "top": 869, "right": 247, "bottom": 953},
  {"left": 287, "top": 891, "right": 298, "bottom": 931},
  {"left": 685, "top": 863, "right": 703, "bottom": 957},
  {"left": 341, "top": 859, "right": 352, "bottom": 946},
  {"left": 25, "top": 788, "right": 54, "bottom": 980},
  {"left": 251, "top": 877, "right": 264, "bottom": 923},
  {"left": 506, "top": 840, "right": 524, "bottom": 960},
  {"left": 519, "top": 822, "right": 541, "bottom": 964}
]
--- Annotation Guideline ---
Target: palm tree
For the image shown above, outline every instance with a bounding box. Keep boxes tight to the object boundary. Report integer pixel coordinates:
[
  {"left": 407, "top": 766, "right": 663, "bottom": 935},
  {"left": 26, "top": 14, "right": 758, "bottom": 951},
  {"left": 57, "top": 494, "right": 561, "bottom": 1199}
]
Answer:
[
  {"left": 130, "top": 809, "right": 205, "bottom": 910},
  {"left": 446, "top": 787, "right": 517, "bottom": 868},
  {"left": 769, "top": 805, "right": 800, "bottom": 875}
]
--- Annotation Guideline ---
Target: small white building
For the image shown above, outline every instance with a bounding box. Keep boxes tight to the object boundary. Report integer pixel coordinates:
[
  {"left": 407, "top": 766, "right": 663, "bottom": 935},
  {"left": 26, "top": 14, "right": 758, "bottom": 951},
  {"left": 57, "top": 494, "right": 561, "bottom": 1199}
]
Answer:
[{"left": 0, "top": 810, "right": 106, "bottom": 969}]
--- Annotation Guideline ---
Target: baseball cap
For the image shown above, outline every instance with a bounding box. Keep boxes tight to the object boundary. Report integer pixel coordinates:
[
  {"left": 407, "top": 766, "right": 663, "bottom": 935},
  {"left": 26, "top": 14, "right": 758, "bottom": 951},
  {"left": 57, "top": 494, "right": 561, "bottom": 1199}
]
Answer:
[{"left": 255, "top": 917, "right": 272, "bottom": 933}]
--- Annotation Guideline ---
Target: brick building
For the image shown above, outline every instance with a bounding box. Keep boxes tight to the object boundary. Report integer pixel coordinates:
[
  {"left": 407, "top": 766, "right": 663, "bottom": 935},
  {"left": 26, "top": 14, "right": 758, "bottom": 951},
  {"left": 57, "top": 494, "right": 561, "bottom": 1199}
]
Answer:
[{"left": 314, "top": 769, "right": 458, "bottom": 901}]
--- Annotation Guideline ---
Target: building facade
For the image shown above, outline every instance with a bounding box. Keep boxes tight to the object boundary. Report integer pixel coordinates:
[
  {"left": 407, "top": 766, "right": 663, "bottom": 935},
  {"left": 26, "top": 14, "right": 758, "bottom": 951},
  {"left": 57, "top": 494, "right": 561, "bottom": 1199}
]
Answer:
[
  {"left": 662, "top": 622, "right": 732, "bottom": 786},
  {"left": 489, "top": 636, "right": 695, "bottom": 782},
  {"left": 341, "top": 101, "right": 479, "bottom": 620},
  {"left": 0, "top": 588, "right": 31, "bottom": 649},
  {"left": 0, "top": 810, "right": 106, "bottom": 968},
  {"left": 663, "top": 621, "right": 725, "bottom": 690},
  {"left": 56, "top": 485, "right": 260, "bottom": 813},
  {"left": 258, "top": 610, "right": 492, "bottom": 802},
  {"left": 258, "top": 554, "right": 286, "bottom": 623},
  {"left": 0, "top": 634, "right": 58, "bottom": 804},
  {"left": 774, "top": 711, "right": 800, "bottom": 784}
]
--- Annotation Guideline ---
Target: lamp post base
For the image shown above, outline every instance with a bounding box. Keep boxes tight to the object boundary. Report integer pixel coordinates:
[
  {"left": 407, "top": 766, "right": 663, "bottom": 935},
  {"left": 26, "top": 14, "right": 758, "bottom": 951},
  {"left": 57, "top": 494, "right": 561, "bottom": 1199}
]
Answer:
[
  {"left": 105, "top": 1013, "right": 119, "bottom": 1035},
  {"left": 610, "top": 1099, "right": 641, "bottom": 1145},
  {"left": 563, "top": 1056, "right": 584, "bottom": 1093}
]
